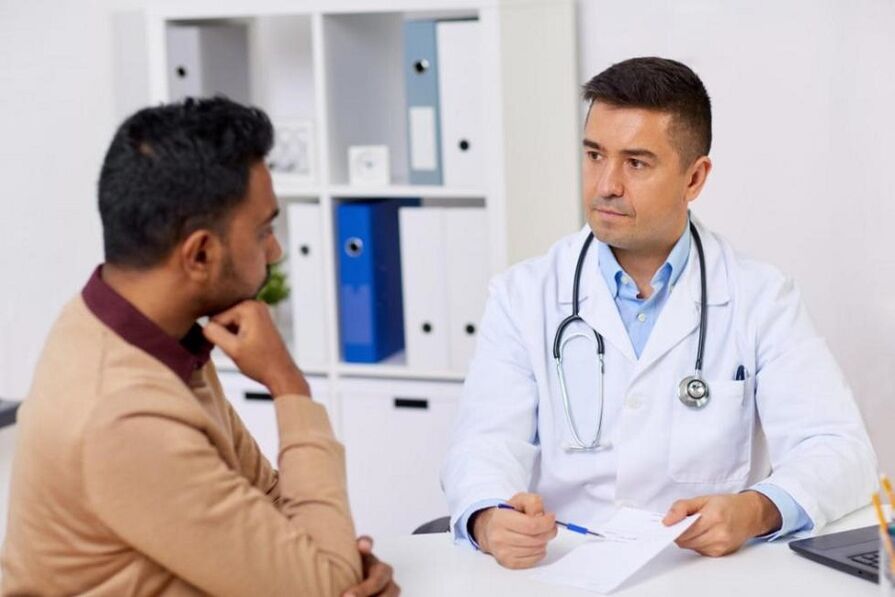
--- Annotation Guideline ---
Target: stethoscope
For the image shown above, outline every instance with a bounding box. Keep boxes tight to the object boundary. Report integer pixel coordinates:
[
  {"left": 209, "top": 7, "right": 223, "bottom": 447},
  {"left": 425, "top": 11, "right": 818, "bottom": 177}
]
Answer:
[{"left": 553, "top": 221, "right": 709, "bottom": 452}]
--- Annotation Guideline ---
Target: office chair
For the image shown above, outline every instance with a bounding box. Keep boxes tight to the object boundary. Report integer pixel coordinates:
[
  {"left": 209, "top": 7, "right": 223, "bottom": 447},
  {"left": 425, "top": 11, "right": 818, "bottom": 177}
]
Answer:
[{"left": 412, "top": 516, "right": 451, "bottom": 534}]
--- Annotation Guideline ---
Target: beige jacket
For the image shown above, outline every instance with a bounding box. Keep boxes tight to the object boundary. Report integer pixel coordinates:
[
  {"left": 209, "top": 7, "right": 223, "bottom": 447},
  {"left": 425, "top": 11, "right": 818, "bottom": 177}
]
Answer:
[{"left": 1, "top": 268, "right": 361, "bottom": 595}]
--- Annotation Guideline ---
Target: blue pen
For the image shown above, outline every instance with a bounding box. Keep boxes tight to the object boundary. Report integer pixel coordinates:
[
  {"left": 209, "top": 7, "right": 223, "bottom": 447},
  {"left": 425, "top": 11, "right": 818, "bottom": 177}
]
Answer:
[
  {"left": 497, "top": 503, "right": 604, "bottom": 538},
  {"left": 735, "top": 365, "right": 745, "bottom": 381}
]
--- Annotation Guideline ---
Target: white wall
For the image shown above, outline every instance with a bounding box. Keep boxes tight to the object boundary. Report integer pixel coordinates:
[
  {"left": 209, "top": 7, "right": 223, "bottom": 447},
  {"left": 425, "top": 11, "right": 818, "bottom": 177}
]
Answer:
[
  {"left": 0, "top": 0, "right": 127, "bottom": 400},
  {"left": 578, "top": 0, "right": 895, "bottom": 470},
  {"left": 0, "top": 0, "right": 149, "bottom": 396},
  {"left": 0, "top": 0, "right": 143, "bottom": 547}
]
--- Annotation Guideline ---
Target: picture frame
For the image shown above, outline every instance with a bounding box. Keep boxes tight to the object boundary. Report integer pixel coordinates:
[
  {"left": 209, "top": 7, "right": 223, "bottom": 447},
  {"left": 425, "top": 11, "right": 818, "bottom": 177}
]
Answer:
[{"left": 267, "top": 119, "right": 316, "bottom": 187}]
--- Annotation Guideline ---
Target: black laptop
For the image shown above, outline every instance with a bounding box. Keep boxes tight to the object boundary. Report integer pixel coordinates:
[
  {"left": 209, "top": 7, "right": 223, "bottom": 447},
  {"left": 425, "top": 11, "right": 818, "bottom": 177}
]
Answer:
[{"left": 790, "top": 525, "right": 880, "bottom": 583}]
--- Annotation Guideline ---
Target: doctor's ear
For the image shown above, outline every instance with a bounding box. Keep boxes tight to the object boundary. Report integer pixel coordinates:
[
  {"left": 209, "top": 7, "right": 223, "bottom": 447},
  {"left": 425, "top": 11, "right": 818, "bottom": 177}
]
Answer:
[
  {"left": 179, "top": 228, "right": 223, "bottom": 282},
  {"left": 684, "top": 156, "right": 712, "bottom": 202}
]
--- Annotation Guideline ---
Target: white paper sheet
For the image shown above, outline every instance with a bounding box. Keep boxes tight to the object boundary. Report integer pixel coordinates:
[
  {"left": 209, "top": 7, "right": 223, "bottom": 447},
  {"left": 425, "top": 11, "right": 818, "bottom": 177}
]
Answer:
[{"left": 530, "top": 507, "right": 699, "bottom": 594}]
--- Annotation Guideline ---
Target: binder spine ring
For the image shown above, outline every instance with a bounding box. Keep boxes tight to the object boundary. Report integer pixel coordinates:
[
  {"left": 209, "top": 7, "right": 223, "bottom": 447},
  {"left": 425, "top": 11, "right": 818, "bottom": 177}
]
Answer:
[{"left": 344, "top": 237, "right": 364, "bottom": 257}]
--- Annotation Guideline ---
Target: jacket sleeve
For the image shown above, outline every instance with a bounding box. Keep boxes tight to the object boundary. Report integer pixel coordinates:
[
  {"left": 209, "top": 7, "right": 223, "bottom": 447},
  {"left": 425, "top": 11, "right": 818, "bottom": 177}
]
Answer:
[
  {"left": 749, "top": 272, "right": 877, "bottom": 532},
  {"left": 82, "top": 390, "right": 362, "bottom": 597},
  {"left": 440, "top": 276, "right": 541, "bottom": 542},
  {"left": 217, "top": 387, "right": 282, "bottom": 503}
]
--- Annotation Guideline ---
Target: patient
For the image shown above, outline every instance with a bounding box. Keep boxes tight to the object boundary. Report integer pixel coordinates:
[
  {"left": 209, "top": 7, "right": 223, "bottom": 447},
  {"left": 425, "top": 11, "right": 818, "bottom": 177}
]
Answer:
[{"left": 0, "top": 97, "right": 398, "bottom": 597}]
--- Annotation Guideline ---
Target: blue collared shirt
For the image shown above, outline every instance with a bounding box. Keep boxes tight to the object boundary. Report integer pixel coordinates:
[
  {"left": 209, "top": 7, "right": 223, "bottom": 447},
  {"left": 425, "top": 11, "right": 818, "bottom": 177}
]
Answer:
[
  {"left": 453, "top": 224, "right": 812, "bottom": 548},
  {"left": 597, "top": 224, "right": 691, "bottom": 358}
]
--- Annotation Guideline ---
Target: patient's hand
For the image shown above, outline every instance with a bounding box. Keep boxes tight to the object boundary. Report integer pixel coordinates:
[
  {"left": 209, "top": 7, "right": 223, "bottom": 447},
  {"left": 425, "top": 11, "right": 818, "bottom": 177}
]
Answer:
[
  {"left": 472, "top": 492, "right": 558, "bottom": 569},
  {"left": 203, "top": 300, "right": 310, "bottom": 398},
  {"left": 662, "top": 491, "right": 782, "bottom": 557},
  {"left": 343, "top": 536, "right": 400, "bottom": 597}
]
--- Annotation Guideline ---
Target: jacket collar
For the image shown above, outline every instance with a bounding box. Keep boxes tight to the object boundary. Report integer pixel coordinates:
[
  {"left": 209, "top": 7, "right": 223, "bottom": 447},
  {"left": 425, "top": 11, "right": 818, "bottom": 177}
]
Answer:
[{"left": 82, "top": 265, "right": 212, "bottom": 383}]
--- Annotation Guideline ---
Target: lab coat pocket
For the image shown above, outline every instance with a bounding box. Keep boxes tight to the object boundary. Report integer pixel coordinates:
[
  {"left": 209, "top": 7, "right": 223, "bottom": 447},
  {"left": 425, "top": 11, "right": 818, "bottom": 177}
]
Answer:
[{"left": 668, "top": 379, "right": 753, "bottom": 484}]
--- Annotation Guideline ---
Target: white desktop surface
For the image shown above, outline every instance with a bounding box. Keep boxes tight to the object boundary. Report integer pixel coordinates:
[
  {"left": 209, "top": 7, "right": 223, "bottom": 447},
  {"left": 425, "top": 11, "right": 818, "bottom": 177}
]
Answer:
[{"left": 375, "top": 506, "right": 879, "bottom": 596}]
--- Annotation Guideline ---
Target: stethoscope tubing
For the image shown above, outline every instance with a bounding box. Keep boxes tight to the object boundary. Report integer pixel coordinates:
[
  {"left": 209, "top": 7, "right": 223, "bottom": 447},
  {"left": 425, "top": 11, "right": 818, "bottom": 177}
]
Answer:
[{"left": 554, "top": 221, "right": 709, "bottom": 451}]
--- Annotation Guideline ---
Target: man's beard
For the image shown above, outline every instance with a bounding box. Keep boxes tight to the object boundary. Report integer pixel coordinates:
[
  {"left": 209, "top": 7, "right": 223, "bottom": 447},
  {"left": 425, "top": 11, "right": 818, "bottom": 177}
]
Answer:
[{"left": 203, "top": 258, "right": 270, "bottom": 317}]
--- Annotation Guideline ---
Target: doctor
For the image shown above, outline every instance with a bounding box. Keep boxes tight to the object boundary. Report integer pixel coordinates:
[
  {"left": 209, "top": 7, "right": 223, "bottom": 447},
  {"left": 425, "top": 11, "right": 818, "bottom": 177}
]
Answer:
[{"left": 441, "top": 57, "right": 877, "bottom": 569}]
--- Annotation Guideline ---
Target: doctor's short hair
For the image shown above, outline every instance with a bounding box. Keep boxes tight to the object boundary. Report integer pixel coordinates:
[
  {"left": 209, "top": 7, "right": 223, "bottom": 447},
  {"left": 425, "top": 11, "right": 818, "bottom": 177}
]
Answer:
[
  {"left": 97, "top": 96, "right": 274, "bottom": 269},
  {"left": 582, "top": 57, "right": 712, "bottom": 169}
]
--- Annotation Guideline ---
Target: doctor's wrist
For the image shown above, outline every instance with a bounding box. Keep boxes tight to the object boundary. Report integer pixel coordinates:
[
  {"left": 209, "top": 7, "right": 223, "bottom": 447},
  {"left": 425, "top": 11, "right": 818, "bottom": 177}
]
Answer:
[
  {"left": 470, "top": 507, "right": 496, "bottom": 551},
  {"left": 741, "top": 490, "right": 782, "bottom": 537}
]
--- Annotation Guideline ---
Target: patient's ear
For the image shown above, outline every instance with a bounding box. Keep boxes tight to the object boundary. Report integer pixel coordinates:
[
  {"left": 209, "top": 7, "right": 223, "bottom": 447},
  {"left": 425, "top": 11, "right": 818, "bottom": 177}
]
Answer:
[{"left": 179, "top": 229, "right": 222, "bottom": 282}]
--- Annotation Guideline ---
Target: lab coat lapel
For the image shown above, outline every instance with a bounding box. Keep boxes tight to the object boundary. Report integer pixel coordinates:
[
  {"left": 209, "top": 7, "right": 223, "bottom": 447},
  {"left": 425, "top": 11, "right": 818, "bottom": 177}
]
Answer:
[
  {"left": 634, "top": 220, "right": 730, "bottom": 376},
  {"left": 633, "top": 250, "right": 700, "bottom": 375}
]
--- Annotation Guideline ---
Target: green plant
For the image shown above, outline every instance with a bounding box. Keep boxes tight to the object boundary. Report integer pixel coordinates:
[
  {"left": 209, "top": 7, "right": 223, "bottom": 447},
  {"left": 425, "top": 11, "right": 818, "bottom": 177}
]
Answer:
[{"left": 256, "top": 260, "right": 290, "bottom": 306}]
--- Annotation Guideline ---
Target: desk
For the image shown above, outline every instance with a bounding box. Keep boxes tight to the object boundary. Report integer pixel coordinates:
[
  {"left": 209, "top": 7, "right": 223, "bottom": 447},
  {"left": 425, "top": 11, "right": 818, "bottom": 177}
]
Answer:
[{"left": 375, "top": 507, "right": 878, "bottom": 596}]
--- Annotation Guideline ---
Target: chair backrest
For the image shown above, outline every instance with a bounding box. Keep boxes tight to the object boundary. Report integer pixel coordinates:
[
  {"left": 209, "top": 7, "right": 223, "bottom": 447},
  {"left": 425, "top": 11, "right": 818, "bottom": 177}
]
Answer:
[{"left": 412, "top": 516, "right": 450, "bottom": 534}]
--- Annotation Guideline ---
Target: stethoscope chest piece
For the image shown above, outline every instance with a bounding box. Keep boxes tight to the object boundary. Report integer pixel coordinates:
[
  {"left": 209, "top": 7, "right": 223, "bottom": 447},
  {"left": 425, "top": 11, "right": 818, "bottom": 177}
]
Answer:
[{"left": 678, "top": 375, "right": 710, "bottom": 409}]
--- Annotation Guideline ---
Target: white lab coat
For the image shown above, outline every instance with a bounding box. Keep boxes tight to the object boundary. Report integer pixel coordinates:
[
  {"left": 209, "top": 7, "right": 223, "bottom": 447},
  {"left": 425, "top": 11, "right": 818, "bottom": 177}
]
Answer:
[{"left": 441, "top": 221, "right": 877, "bottom": 537}]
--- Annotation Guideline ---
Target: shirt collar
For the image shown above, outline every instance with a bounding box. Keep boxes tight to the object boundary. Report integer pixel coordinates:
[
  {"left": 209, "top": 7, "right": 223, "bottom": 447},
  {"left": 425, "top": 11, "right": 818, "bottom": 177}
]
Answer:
[
  {"left": 81, "top": 265, "right": 212, "bottom": 383},
  {"left": 598, "top": 221, "right": 692, "bottom": 299}
]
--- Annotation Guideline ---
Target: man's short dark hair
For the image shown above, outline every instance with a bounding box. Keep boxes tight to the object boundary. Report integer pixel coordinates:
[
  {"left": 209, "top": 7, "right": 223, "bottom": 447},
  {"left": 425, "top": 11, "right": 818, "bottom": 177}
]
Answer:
[
  {"left": 98, "top": 96, "right": 274, "bottom": 268},
  {"left": 582, "top": 57, "right": 712, "bottom": 168}
]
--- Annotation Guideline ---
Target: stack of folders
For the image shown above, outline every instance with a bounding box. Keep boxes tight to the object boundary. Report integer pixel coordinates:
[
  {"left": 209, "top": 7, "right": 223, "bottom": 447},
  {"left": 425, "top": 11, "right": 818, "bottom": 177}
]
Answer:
[
  {"left": 404, "top": 18, "right": 484, "bottom": 188},
  {"left": 336, "top": 201, "right": 408, "bottom": 363},
  {"left": 399, "top": 207, "right": 490, "bottom": 372}
]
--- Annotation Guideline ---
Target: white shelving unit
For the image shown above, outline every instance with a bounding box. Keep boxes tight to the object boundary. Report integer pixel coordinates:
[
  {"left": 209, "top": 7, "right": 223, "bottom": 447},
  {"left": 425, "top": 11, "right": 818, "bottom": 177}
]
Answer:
[{"left": 146, "top": 0, "right": 579, "bottom": 538}]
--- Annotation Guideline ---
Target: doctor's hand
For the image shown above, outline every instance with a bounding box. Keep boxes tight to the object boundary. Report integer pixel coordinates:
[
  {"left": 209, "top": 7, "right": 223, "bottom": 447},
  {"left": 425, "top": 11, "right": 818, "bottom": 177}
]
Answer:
[
  {"left": 471, "top": 492, "right": 558, "bottom": 569},
  {"left": 662, "top": 491, "right": 782, "bottom": 557}
]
